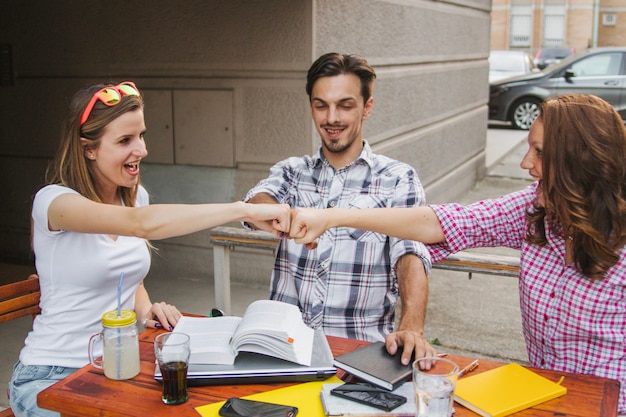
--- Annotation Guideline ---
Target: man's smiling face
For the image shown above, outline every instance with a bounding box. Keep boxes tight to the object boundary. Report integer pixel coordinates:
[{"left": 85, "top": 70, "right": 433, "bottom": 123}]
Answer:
[{"left": 310, "top": 73, "right": 373, "bottom": 162}]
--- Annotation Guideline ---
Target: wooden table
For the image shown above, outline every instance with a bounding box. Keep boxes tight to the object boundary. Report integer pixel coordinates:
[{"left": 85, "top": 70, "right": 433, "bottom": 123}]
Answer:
[{"left": 38, "top": 328, "right": 620, "bottom": 416}]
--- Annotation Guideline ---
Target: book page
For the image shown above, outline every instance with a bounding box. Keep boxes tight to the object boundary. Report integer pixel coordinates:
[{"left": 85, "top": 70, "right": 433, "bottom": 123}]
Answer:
[
  {"left": 231, "top": 300, "right": 314, "bottom": 365},
  {"left": 173, "top": 316, "right": 242, "bottom": 365}
]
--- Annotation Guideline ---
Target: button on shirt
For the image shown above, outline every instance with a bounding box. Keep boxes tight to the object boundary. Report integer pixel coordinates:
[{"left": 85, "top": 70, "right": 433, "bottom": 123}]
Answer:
[
  {"left": 244, "top": 141, "right": 432, "bottom": 342},
  {"left": 426, "top": 182, "right": 626, "bottom": 414}
]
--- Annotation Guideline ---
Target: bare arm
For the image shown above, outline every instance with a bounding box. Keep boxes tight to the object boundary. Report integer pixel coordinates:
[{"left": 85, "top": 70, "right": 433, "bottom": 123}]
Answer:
[
  {"left": 290, "top": 206, "right": 446, "bottom": 245},
  {"left": 245, "top": 192, "right": 281, "bottom": 233},
  {"left": 48, "top": 193, "right": 291, "bottom": 240},
  {"left": 385, "top": 255, "right": 437, "bottom": 364}
]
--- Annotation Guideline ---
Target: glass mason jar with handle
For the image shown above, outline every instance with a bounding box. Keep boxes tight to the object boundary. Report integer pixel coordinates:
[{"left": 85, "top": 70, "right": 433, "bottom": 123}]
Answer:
[{"left": 88, "top": 309, "right": 140, "bottom": 380}]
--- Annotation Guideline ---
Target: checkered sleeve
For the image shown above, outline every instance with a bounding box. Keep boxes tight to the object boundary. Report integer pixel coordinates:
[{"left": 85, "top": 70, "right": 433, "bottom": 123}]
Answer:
[
  {"left": 387, "top": 165, "right": 432, "bottom": 274},
  {"left": 243, "top": 157, "right": 303, "bottom": 206},
  {"left": 427, "top": 182, "right": 538, "bottom": 262}
]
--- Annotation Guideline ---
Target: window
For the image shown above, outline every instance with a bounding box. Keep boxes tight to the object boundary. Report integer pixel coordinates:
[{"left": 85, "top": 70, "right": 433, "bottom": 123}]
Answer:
[
  {"left": 510, "top": 0, "right": 532, "bottom": 48},
  {"left": 570, "top": 53, "right": 622, "bottom": 77},
  {"left": 542, "top": 7, "right": 565, "bottom": 47}
]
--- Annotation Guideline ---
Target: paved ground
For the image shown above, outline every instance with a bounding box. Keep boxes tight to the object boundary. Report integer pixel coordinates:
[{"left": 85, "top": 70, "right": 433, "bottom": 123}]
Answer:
[{"left": 0, "top": 127, "right": 532, "bottom": 409}]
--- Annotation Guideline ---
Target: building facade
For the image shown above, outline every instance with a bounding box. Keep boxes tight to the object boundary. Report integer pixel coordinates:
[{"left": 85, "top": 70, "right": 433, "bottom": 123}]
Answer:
[{"left": 491, "top": 0, "right": 626, "bottom": 53}]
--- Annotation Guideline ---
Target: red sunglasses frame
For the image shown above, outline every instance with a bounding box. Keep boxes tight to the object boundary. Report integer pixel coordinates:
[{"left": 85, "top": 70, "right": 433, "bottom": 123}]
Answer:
[{"left": 80, "top": 81, "right": 140, "bottom": 126}]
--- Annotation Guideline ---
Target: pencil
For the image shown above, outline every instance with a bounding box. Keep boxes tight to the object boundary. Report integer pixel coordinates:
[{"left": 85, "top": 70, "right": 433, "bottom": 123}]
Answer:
[{"left": 458, "top": 359, "right": 479, "bottom": 377}]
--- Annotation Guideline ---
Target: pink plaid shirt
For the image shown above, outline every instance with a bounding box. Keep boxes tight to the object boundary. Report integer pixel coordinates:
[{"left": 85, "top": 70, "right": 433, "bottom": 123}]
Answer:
[{"left": 427, "top": 182, "right": 626, "bottom": 414}]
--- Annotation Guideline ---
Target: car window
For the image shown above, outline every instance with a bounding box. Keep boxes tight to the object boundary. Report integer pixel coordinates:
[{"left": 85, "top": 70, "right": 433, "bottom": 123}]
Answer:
[
  {"left": 570, "top": 53, "right": 622, "bottom": 76},
  {"left": 541, "top": 48, "right": 571, "bottom": 60}
]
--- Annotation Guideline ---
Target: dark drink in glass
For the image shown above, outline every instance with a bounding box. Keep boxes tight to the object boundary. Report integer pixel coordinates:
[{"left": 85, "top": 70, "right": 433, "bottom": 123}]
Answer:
[
  {"left": 154, "top": 332, "right": 190, "bottom": 405},
  {"left": 159, "top": 361, "right": 189, "bottom": 405}
]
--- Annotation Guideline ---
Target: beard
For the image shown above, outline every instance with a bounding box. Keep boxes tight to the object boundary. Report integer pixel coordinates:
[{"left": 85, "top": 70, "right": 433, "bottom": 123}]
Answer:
[
  {"left": 322, "top": 139, "right": 353, "bottom": 154},
  {"left": 319, "top": 124, "right": 358, "bottom": 154}
]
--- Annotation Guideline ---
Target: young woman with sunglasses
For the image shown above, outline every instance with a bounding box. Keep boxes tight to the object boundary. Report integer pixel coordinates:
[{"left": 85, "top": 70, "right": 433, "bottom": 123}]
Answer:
[
  {"left": 8, "top": 82, "right": 290, "bottom": 417},
  {"left": 289, "top": 94, "right": 626, "bottom": 415}
]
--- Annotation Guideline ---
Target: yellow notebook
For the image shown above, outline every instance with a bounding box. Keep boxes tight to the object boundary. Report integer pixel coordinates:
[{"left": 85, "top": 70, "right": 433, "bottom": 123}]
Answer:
[
  {"left": 195, "top": 375, "right": 343, "bottom": 417},
  {"left": 453, "top": 363, "right": 567, "bottom": 417}
]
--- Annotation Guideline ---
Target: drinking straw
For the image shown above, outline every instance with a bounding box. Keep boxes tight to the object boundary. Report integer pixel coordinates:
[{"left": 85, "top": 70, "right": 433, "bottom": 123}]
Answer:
[
  {"left": 116, "top": 271, "right": 124, "bottom": 379},
  {"left": 117, "top": 272, "right": 124, "bottom": 316}
]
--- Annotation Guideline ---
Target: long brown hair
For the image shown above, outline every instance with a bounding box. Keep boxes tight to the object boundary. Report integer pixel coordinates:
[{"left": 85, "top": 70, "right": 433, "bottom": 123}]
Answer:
[
  {"left": 526, "top": 94, "right": 626, "bottom": 278},
  {"left": 46, "top": 83, "right": 145, "bottom": 207}
]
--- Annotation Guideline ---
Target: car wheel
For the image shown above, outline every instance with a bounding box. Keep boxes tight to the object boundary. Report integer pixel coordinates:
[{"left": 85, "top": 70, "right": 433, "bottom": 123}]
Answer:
[{"left": 510, "top": 98, "right": 541, "bottom": 130}]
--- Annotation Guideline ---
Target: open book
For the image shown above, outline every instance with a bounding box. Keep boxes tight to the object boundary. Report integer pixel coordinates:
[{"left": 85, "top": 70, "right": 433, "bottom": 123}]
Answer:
[{"left": 173, "top": 300, "right": 314, "bottom": 366}]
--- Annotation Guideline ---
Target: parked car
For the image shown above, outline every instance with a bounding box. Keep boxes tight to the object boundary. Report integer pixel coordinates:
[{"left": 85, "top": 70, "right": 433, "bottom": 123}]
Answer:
[
  {"left": 534, "top": 46, "right": 575, "bottom": 70},
  {"left": 489, "top": 50, "right": 537, "bottom": 83},
  {"left": 489, "top": 47, "right": 626, "bottom": 129}
]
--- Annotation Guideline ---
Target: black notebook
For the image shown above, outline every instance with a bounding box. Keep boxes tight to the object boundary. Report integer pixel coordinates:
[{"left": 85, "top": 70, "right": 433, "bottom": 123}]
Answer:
[{"left": 333, "top": 342, "right": 412, "bottom": 391}]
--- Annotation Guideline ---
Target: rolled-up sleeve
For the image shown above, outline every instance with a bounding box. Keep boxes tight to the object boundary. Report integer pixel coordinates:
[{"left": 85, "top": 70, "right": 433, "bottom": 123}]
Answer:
[
  {"left": 388, "top": 167, "right": 432, "bottom": 274},
  {"left": 427, "top": 183, "right": 537, "bottom": 262}
]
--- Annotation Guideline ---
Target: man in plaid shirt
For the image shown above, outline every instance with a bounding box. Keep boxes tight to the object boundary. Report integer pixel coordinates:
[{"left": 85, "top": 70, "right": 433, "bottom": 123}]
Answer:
[{"left": 244, "top": 52, "right": 435, "bottom": 364}]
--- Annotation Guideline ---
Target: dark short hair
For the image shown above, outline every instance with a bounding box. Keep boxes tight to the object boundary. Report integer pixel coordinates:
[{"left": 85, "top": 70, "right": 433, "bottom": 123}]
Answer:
[{"left": 305, "top": 52, "right": 376, "bottom": 105}]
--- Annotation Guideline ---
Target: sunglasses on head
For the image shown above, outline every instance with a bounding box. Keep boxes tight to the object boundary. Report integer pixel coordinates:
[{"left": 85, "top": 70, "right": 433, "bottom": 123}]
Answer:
[{"left": 80, "top": 81, "right": 140, "bottom": 126}]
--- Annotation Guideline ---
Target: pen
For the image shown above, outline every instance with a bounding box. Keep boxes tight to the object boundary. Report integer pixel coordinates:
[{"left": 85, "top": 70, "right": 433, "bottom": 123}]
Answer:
[{"left": 458, "top": 359, "right": 479, "bottom": 378}]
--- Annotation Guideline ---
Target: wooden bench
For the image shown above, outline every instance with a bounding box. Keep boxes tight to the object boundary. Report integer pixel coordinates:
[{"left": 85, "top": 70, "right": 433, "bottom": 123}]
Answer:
[
  {"left": 0, "top": 274, "right": 40, "bottom": 323},
  {"left": 209, "top": 226, "right": 520, "bottom": 314},
  {"left": 0, "top": 273, "right": 41, "bottom": 416}
]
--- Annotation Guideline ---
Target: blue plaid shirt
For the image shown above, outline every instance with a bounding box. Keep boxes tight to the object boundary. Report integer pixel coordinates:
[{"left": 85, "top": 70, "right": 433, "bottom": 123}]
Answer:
[{"left": 244, "top": 141, "right": 431, "bottom": 341}]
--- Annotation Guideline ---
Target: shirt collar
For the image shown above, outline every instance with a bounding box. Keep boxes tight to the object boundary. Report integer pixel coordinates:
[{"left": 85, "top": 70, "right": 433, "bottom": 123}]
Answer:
[{"left": 309, "top": 140, "right": 375, "bottom": 170}]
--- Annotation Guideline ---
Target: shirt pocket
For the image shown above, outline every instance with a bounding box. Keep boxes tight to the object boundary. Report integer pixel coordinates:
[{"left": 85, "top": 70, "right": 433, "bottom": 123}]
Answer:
[
  {"left": 294, "top": 190, "right": 323, "bottom": 209},
  {"left": 346, "top": 195, "right": 388, "bottom": 243}
]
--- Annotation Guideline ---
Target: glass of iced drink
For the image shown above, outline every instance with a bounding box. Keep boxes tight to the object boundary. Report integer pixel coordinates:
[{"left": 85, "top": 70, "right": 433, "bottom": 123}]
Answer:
[
  {"left": 88, "top": 310, "right": 140, "bottom": 380},
  {"left": 413, "top": 357, "right": 459, "bottom": 417}
]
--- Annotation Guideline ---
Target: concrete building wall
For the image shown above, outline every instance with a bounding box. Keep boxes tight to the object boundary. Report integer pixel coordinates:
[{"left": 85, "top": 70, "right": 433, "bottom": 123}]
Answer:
[
  {"left": 491, "top": 0, "right": 511, "bottom": 50},
  {"left": 567, "top": 6, "right": 594, "bottom": 50},
  {"left": 0, "top": 0, "right": 491, "bottom": 284},
  {"left": 597, "top": 0, "right": 626, "bottom": 47}
]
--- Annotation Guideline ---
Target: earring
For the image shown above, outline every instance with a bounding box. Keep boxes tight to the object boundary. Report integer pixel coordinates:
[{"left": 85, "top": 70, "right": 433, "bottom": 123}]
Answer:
[{"left": 87, "top": 153, "right": 95, "bottom": 160}]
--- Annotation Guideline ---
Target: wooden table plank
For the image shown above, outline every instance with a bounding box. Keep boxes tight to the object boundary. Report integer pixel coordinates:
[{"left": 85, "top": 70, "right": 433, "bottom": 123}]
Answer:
[{"left": 38, "top": 330, "right": 619, "bottom": 417}]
